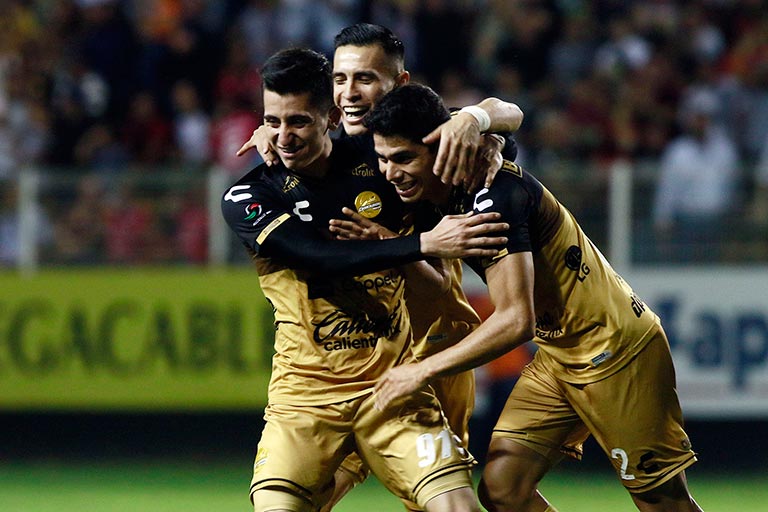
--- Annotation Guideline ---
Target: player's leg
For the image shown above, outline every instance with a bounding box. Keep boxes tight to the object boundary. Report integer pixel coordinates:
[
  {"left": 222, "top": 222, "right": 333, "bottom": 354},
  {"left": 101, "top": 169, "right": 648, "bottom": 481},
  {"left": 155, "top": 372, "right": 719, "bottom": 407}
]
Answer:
[
  {"left": 565, "top": 329, "right": 700, "bottom": 512},
  {"left": 422, "top": 482, "right": 479, "bottom": 512},
  {"left": 631, "top": 471, "right": 703, "bottom": 512},
  {"left": 250, "top": 402, "right": 355, "bottom": 512},
  {"left": 318, "top": 453, "right": 369, "bottom": 512},
  {"left": 431, "top": 370, "right": 475, "bottom": 448},
  {"left": 478, "top": 437, "right": 558, "bottom": 512},
  {"left": 478, "top": 352, "right": 588, "bottom": 512},
  {"left": 354, "top": 387, "right": 479, "bottom": 511}
]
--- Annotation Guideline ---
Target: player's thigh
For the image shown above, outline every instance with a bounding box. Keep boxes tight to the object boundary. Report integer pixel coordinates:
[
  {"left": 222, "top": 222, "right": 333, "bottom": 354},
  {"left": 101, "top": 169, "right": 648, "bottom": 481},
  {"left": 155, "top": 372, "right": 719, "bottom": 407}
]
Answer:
[
  {"left": 565, "top": 330, "right": 697, "bottom": 494},
  {"left": 250, "top": 402, "right": 355, "bottom": 509},
  {"left": 493, "top": 353, "right": 589, "bottom": 462},
  {"left": 431, "top": 370, "right": 475, "bottom": 447},
  {"left": 354, "top": 389, "right": 475, "bottom": 509}
]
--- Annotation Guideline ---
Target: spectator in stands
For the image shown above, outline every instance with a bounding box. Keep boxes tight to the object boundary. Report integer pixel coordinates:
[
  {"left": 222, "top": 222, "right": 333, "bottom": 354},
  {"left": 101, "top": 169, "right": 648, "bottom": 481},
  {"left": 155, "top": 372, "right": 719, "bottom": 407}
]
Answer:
[
  {"left": 652, "top": 88, "right": 740, "bottom": 261},
  {"left": 171, "top": 80, "right": 211, "bottom": 168}
]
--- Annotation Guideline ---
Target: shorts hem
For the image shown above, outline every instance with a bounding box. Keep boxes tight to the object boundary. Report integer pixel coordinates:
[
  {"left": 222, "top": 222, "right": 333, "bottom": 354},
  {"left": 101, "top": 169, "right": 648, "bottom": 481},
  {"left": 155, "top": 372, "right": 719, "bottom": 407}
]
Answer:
[{"left": 624, "top": 454, "right": 698, "bottom": 494}]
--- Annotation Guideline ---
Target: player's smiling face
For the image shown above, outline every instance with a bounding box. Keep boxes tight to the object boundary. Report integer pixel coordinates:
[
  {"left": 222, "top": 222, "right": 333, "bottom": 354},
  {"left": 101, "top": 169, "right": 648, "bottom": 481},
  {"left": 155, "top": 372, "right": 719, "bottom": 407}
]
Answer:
[
  {"left": 373, "top": 133, "right": 449, "bottom": 204},
  {"left": 333, "top": 44, "right": 408, "bottom": 136},
  {"left": 262, "top": 89, "right": 335, "bottom": 174}
]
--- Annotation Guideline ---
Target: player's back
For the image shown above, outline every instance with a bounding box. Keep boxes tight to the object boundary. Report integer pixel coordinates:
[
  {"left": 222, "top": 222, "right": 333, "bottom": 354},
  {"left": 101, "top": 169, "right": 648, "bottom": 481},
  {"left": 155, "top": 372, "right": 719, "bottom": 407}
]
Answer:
[{"left": 460, "top": 162, "right": 660, "bottom": 384}]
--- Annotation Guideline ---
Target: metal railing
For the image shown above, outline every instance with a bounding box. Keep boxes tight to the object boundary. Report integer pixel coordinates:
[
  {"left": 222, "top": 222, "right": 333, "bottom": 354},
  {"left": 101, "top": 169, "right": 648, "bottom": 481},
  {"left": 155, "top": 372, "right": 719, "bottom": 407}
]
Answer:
[{"left": 2, "top": 162, "right": 765, "bottom": 273}]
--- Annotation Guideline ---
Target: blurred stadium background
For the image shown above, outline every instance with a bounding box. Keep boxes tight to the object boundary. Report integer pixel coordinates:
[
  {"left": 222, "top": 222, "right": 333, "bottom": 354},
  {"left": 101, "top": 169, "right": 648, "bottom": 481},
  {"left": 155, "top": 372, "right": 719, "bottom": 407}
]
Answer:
[{"left": 1, "top": 0, "right": 767, "bottom": 510}]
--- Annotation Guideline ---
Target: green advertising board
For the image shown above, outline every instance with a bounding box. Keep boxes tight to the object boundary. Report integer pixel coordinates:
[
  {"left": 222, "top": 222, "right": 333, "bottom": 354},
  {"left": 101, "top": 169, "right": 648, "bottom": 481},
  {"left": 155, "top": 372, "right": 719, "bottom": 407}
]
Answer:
[{"left": 0, "top": 269, "right": 275, "bottom": 410}]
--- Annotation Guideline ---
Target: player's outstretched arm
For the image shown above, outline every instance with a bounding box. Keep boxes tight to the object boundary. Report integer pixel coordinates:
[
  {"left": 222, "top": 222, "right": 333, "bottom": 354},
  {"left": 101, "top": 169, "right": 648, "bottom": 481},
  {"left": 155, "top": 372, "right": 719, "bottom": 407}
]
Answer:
[
  {"left": 375, "top": 251, "right": 535, "bottom": 410},
  {"left": 425, "top": 98, "right": 523, "bottom": 186},
  {"left": 236, "top": 125, "right": 279, "bottom": 166}
]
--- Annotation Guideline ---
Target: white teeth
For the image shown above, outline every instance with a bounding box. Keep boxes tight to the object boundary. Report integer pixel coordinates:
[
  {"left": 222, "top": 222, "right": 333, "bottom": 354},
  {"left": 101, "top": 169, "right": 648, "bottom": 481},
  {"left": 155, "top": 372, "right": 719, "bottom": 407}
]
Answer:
[{"left": 343, "top": 106, "right": 368, "bottom": 119}]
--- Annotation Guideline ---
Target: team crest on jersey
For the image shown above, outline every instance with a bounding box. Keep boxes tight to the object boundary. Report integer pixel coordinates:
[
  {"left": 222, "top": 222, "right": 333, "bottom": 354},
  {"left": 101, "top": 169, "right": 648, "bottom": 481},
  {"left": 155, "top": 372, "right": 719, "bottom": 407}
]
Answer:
[{"left": 354, "top": 191, "right": 382, "bottom": 218}]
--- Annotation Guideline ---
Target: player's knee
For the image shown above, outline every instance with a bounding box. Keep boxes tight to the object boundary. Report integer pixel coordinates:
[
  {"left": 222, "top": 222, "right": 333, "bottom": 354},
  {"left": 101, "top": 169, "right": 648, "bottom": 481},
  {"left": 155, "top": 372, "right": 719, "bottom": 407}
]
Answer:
[
  {"left": 251, "top": 487, "right": 314, "bottom": 512},
  {"left": 479, "top": 451, "right": 545, "bottom": 512},
  {"left": 632, "top": 473, "right": 701, "bottom": 511},
  {"left": 478, "top": 473, "right": 533, "bottom": 511}
]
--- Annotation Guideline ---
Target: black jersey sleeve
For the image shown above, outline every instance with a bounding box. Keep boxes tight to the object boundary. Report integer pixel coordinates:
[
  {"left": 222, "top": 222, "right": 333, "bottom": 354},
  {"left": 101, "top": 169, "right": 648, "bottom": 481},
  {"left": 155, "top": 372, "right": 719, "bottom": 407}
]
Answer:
[
  {"left": 221, "top": 173, "right": 423, "bottom": 276},
  {"left": 500, "top": 134, "right": 518, "bottom": 161},
  {"left": 259, "top": 215, "right": 422, "bottom": 276},
  {"left": 473, "top": 172, "right": 534, "bottom": 255}
]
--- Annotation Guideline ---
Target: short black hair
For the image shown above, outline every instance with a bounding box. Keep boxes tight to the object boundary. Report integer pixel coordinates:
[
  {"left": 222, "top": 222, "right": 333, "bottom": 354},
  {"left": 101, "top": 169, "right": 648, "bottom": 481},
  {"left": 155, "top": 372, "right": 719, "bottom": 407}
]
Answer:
[
  {"left": 364, "top": 83, "right": 451, "bottom": 145},
  {"left": 260, "top": 48, "right": 333, "bottom": 111},
  {"left": 333, "top": 23, "right": 405, "bottom": 63}
]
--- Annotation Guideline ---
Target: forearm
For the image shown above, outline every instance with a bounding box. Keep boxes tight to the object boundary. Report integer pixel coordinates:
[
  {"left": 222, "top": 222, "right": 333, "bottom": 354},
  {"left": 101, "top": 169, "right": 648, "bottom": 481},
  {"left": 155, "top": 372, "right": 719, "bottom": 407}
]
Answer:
[
  {"left": 420, "top": 311, "right": 532, "bottom": 379},
  {"left": 475, "top": 97, "right": 524, "bottom": 133},
  {"left": 402, "top": 259, "right": 451, "bottom": 301},
  {"left": 261, "top": 218, "right": 422, "bottom": 276}
]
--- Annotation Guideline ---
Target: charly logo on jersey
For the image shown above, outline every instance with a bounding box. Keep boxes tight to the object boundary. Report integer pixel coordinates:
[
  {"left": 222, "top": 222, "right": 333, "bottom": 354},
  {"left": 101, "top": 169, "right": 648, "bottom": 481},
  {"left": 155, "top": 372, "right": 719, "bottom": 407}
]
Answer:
[
  {"left": 473, "top": 188, "right": 493, "bottom": 211},
  {"left": 312, "top": 302, "right": 403, "bottom": 352},
  {"left": 354, "top": 191, "right": 382, "bottom": 218},
  {"left": 293, "top": 200, "right": 312, "bottom": 222},
  {"left": 224, "top": 184, "right": 252, "bottom": 202}
]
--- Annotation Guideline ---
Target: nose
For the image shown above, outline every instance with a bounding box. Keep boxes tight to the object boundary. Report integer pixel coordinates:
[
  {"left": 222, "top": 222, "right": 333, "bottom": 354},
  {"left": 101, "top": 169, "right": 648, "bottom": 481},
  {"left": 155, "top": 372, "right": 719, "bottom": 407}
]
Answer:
[
  {"left": 381, "top": 161, "right": 402, "bottom": 183},
  {"left": 276, "top": 124, "right": 293, "bottom": 146},
  {"left": 343, "top": 80, "right": 359, "bottom": 100}
]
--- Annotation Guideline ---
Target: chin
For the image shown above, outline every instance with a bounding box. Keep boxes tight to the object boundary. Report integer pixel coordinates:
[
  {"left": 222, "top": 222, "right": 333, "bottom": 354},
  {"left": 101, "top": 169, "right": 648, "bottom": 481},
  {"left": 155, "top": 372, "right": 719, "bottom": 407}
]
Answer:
[{"left": 343, "top": 122, "right": 367, "bottom": 136}]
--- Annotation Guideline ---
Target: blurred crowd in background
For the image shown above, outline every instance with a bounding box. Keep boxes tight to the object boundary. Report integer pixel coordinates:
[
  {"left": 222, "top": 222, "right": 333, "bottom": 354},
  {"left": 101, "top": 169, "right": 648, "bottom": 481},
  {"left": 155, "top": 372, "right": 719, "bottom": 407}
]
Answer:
[{"left": 1, "top": 0, "right": 767, "bottom": 266}]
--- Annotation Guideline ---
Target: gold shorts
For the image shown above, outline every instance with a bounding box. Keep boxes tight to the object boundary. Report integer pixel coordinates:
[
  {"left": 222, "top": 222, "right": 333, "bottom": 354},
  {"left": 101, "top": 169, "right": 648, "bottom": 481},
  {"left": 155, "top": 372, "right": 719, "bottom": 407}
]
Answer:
[
  {"left": 251, "top": 389, "right": 474, "bottom": 511},
  {"left": 493, "top": 329, "right": 697, "bottom": 493}
]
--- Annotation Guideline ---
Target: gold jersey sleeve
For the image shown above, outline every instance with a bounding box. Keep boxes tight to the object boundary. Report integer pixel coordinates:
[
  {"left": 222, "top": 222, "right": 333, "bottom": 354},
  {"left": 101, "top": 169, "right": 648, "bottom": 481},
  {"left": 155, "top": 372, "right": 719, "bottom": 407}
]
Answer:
[{"left": 527, "top": 186, "right": 660, "bottom": 384}]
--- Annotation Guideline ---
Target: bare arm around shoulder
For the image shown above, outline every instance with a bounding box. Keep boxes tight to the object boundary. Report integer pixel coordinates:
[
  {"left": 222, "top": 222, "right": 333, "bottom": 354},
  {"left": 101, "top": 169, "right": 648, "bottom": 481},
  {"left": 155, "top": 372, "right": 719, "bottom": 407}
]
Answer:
[
  {"left": 374, "top": 251, "right": 535, "bottom": 410},
  {"left": 426, "top": 98, "right": 524, "bottom": 186}
]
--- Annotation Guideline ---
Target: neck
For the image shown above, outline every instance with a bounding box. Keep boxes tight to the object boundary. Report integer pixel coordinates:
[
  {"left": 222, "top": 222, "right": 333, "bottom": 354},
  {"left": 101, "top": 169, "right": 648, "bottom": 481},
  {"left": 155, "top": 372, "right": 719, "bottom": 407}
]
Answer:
[
  {"left": 431, "top": 181, "right": 453, "bottom": 207},
  {"left": 296, "top": 136, "right": 333, "bottom": 178}
]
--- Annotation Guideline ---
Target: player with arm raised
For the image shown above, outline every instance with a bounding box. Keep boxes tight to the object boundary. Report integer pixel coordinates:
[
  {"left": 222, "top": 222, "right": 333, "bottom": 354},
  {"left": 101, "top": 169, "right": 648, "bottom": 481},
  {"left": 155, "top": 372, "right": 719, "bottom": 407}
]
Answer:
[
  {"left": 338, "top": 83, "right": 703, "bottom": 512},
  {"left": 221, "top": 48, "right": 512, "bottom": 512},
  {"left": 236, "top": 23, "right": 524, "bottom": 512}
]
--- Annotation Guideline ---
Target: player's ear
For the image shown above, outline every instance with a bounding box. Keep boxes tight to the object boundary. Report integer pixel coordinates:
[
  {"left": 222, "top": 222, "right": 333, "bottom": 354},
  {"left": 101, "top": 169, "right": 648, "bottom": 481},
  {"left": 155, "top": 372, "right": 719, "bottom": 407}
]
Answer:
[
  {"left": 395, "top": 70, "right": 410, "bottom": 87},
  {"left": 327, "top": 106, "right": 341, "bottom": 131}
]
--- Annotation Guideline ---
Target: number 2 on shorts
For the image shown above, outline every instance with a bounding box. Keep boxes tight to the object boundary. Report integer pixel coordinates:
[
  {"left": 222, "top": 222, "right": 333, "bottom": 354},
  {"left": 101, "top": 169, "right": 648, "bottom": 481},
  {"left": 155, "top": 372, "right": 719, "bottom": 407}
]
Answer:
[{"left": 611, "top": 448, "right": 636, "bottom": 480}]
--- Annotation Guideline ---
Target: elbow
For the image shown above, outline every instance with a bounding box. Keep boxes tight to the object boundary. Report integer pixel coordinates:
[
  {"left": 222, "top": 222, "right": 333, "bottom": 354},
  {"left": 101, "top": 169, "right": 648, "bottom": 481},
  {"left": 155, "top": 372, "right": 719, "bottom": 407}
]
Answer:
[
  {"left": 514, "top": 308, "right": 536, "bottom": 343},
  {"left": 509, "top": 103, "right": 524, "bottom": 131}
]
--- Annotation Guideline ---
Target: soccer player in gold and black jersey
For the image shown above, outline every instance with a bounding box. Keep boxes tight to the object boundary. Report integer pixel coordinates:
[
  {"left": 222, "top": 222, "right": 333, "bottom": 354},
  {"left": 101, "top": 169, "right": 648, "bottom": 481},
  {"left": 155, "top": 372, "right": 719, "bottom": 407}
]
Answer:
[
  {"left": 235, "top": 23, "right": 524, "bottom": 512},
  {"left": 222, "top": 48, "right": 511, "bottom": 512},
  {"left": 345, "top": 84, "right": 704, "bottom": 512}
]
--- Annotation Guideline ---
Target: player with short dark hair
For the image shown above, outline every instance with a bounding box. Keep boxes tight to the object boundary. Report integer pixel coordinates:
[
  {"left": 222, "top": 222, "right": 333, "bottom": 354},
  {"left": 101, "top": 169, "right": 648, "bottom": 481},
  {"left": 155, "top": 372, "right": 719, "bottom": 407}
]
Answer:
[
  {"left": 332, "top": 83, "right": 703, "bottom": 512},
  {"left": 222, "top": 48, "right": 510, "bottom": 512}
]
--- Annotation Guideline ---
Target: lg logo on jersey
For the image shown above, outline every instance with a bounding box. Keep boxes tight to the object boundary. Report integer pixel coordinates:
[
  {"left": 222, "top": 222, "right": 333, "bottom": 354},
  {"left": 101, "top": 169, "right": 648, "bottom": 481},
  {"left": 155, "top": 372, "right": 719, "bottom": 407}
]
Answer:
[{"left": 473, "top": 188, "right": 494, "bottom": 211}]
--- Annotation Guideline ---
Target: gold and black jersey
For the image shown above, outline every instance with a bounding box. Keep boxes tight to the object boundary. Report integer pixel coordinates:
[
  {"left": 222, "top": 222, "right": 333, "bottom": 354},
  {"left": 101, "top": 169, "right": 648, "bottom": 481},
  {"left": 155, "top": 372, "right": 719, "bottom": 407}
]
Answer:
[
  {"left": 221, "top": 137, "right": 415, "bottom": 406},
  {"left": 453, "top": 160, "right": 660, "bottom": 384}
]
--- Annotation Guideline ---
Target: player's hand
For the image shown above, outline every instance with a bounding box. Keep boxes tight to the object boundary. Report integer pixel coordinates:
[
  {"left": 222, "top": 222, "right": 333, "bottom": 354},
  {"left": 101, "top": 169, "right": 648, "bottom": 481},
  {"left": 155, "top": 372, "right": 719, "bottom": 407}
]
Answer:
[
  {"left": 472, "top": 133, "right": 505, "bottom": 191},
  {"left": 236, "top": 125, "right": 279, "bottom": 166},
  {"left": 420, "top": 212, "right": 508, "bottom": 259},
  {"left": 423, "top": 112, "right": 481, "bottom": 186},
  {"left": 328, "top": 207, "right": 398, "bottom": 240},
  {"left": 374, "top": 363, "right": 431, "bottom": 411}
]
